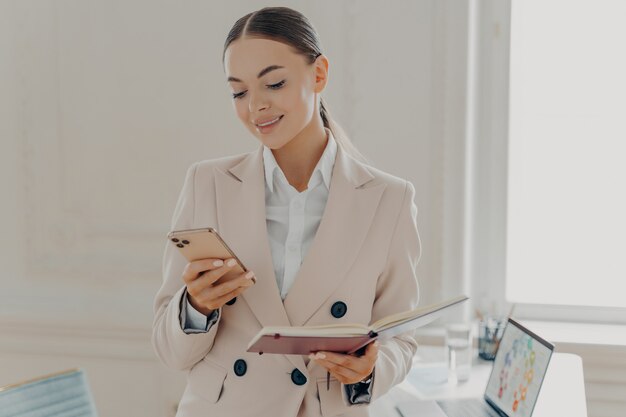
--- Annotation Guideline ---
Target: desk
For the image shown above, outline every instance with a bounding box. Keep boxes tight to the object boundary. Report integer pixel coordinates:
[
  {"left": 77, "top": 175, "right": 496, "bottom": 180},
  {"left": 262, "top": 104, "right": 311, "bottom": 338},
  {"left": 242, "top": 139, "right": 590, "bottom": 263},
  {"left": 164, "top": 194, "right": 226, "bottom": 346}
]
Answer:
[{"left": 369, "top": 345, "right": 587, "bottom": 417}]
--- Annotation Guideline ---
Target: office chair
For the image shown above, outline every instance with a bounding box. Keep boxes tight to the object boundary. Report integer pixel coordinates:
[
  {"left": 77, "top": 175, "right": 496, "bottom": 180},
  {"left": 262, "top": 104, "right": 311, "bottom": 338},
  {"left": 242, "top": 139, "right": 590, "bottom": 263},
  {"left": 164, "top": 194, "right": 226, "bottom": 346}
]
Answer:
[{"left": 0, "top": 368, "right": 98, "bottom": 417}]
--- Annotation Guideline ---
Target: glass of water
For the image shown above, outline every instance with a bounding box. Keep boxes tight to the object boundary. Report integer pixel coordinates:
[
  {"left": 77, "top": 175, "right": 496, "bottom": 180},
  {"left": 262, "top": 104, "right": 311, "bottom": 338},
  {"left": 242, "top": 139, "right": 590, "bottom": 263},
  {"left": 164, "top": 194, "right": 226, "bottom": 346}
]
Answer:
[{"left": 445, "top": 323, "right": 472, "bottom": 384}]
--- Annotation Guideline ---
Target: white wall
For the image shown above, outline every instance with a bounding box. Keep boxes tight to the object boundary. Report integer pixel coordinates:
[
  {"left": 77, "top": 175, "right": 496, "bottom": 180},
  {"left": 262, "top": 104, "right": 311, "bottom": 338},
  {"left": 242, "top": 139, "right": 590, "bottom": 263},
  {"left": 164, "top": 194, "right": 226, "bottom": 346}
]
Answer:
[{"left": 0, "top": 1, "right": 474, "bottom": 415}]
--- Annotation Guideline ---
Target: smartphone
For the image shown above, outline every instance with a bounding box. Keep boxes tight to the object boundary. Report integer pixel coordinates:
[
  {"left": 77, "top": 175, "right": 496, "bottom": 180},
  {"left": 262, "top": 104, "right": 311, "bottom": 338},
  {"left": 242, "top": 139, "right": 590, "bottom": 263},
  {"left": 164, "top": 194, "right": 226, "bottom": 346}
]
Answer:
[{"left": 167, "top": 227, "right": 249, "bottom": 284}]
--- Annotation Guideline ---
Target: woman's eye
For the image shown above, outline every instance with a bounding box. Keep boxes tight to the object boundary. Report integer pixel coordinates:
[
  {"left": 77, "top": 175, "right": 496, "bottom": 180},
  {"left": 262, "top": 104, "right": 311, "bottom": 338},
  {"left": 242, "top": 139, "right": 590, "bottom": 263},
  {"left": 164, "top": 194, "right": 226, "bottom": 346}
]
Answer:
[
  {"left": 231, "top": 80, "right": 285, "bottom": 100},
  {"left": 268, "top": 80, "right": 286, "bottom": 89}
]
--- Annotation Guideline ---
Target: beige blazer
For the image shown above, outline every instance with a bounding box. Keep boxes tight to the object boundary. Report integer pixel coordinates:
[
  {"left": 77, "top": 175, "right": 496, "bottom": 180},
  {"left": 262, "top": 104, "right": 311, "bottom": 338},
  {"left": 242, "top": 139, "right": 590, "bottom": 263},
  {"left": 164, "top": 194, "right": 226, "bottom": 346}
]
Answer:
[{"left": 152, "top": 140, "right": 422, "bottom": 417}]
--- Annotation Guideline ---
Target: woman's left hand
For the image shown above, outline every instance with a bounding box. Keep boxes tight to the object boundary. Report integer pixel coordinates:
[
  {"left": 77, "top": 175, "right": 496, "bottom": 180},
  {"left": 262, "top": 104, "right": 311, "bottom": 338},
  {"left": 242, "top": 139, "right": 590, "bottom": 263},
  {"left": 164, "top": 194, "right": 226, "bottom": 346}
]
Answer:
[{"left": 308, "top": 340, "right": 379, "bottom": 384}]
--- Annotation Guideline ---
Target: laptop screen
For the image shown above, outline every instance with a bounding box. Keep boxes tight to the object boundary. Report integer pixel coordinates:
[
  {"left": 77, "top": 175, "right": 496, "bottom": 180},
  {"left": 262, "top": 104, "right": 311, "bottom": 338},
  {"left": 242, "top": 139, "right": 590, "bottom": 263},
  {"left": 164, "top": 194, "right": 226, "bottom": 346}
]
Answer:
[{"left": 484, "top": 318, "right": 554, "bottom": 417}]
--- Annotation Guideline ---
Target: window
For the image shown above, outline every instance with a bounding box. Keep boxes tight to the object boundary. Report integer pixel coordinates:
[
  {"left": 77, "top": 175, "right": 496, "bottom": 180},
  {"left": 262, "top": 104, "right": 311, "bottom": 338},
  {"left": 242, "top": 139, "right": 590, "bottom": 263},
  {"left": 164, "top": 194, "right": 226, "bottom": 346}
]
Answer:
[{"left": 506, "top": 0, "right": 626, "bottom": 311}]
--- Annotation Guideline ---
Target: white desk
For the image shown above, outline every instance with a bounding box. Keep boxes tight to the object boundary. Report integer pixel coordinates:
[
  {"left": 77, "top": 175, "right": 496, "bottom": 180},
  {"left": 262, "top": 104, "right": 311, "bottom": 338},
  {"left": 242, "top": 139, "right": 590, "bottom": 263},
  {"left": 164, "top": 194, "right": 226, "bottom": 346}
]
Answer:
[{"left": 370, "top": 345, "right": 587, "bottom": 417}]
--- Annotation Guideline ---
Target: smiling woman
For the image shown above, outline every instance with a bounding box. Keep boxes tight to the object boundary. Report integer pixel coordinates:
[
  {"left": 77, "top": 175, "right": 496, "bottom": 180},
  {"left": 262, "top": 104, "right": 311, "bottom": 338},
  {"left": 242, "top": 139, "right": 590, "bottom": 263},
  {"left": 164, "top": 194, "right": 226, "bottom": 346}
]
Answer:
[{"left": 151, "top": 6, "right": 423, "bottom": 417}]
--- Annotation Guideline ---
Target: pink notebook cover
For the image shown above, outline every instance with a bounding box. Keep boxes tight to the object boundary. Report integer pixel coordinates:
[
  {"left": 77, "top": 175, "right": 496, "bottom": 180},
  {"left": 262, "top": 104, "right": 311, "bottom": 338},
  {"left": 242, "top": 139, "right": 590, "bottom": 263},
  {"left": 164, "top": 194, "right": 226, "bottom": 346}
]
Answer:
[
  {"left": 246, "top": 296, "right": 469, "bottom": 356},
  {"left": 247, "top": 332, "right": 377, "bottom": 355}
]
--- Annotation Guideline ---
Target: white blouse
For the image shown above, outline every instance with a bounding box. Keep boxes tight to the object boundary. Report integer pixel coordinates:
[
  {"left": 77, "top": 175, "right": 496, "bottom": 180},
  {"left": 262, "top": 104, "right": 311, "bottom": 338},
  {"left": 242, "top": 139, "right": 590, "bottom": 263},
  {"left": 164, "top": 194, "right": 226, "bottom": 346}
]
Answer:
[{"left": 262, "top": 127, "right": 337, "bottom": 300}]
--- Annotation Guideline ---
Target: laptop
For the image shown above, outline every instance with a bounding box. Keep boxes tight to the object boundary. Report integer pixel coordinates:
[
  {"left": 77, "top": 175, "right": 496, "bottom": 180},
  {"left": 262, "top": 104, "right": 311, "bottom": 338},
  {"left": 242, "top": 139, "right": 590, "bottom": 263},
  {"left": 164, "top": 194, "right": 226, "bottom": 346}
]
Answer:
[{"left": 396, "top": 318, "right": 554, "bottom": 417}]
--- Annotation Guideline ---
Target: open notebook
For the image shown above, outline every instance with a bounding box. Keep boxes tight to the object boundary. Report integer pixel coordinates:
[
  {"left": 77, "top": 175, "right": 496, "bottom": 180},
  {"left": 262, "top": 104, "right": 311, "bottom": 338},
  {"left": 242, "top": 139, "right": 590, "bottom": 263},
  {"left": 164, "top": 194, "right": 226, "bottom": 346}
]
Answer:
[{"left": 247, "top": 295, "right": 468, "bottom": 355}]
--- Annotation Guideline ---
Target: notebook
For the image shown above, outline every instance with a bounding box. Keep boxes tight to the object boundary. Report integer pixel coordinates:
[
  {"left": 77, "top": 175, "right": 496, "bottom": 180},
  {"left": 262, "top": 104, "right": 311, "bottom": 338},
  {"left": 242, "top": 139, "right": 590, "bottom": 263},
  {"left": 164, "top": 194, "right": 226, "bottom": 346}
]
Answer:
[
  {"left": 246, "top": 295, "right": 468, "bottom": 355},
  {"left": 396, "top": 318, "right": 554, "bottom": 417}
]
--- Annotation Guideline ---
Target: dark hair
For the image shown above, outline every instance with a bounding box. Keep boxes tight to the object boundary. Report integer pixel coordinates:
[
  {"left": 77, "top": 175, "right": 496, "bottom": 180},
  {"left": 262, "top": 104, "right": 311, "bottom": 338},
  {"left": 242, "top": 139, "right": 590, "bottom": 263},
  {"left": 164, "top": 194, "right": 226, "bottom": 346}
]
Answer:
[{"left": 223, "top": 6, "right": 369, "bottom": 164}]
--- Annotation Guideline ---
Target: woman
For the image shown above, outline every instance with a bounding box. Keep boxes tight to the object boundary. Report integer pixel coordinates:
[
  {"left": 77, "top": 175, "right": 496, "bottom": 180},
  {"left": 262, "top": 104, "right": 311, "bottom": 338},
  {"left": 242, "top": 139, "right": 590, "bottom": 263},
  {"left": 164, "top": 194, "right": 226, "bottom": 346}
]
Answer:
[{"left": 152, "top": 6, "right": 421, "bottom": 417}]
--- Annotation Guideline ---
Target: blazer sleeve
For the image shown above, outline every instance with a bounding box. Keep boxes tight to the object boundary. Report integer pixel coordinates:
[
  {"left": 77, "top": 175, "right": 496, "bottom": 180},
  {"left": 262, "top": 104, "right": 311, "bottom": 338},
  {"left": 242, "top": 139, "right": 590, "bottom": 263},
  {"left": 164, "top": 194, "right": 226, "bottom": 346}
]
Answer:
[
  {"left": 344, "top": 371, "right": 374, "bottom": 404},
  {"left": 340, "top": 180, "right": 421, "bottom": 408},
  {"left": 151, "top": 161, "right": 224, "bottom": 371},
  {"left": 180, "top": 288, "right": 220, "bottom": 333}
]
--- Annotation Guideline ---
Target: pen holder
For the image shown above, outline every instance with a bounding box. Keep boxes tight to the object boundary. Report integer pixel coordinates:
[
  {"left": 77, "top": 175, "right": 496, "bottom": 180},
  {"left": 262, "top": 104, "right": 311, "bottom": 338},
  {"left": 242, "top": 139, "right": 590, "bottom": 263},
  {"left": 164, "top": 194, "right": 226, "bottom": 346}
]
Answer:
[{"left": 478, "top": 317, "right": 506, "bottom": 360}]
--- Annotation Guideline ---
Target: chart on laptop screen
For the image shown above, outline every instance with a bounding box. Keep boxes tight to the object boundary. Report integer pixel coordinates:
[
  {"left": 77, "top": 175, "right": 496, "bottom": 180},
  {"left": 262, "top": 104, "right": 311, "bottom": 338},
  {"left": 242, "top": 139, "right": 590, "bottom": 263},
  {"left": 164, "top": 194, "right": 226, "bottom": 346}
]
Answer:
[{"left": 485, "top": 323, "right": 552, "bottom": 417}]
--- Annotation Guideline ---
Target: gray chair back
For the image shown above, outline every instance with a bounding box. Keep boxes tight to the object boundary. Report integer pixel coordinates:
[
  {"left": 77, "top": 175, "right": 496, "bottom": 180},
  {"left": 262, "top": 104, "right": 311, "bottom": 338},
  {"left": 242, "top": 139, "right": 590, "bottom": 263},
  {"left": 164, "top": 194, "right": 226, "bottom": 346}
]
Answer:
[{"left": 0, "top": 368, "right": 98, "bottom": 417}]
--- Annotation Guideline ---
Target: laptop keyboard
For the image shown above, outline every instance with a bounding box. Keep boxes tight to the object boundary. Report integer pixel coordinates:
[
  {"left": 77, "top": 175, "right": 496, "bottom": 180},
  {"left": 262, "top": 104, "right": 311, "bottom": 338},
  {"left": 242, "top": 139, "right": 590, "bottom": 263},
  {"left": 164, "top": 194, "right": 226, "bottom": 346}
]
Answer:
[{"left": 436, "top": 399, "right": 502, "bottom": 417}]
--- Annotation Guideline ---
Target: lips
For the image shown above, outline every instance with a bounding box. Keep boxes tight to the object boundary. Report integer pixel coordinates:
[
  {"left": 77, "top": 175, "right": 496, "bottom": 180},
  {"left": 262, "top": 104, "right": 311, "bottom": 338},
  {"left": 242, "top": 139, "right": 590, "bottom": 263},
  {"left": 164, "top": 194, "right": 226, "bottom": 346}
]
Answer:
[{"left": 255, "top": 115, "right": 283, "bottom": 127}]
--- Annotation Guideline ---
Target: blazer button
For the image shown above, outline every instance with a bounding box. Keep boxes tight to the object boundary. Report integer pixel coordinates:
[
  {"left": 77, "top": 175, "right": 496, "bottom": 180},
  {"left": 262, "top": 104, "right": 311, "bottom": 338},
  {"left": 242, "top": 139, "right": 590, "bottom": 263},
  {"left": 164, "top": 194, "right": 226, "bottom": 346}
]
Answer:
[
  {"left": 331, "top": 301, "right": 347, "bottom": 318},
  {"left": 234, "top": 359, "right": 247, "bottom": 377},
  {"left": 226, "top": 297, "right": 237, "bottom": 305},
  {"left": 291, "top": 368, "right": 307, "bottom": 386}
]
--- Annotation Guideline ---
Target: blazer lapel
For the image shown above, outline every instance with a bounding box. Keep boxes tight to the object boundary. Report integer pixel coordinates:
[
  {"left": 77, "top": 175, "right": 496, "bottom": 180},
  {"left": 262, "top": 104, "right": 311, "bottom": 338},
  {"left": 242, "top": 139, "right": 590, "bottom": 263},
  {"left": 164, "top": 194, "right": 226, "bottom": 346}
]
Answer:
[
  {"left": 215, "top": 144, "right": 302, "bottom": 371},
  {"left": 214, "top": 145, "right": 290, "bottom": 330},
  {"left": 282, "top": 144, "right": 386, "bottom": 326}
]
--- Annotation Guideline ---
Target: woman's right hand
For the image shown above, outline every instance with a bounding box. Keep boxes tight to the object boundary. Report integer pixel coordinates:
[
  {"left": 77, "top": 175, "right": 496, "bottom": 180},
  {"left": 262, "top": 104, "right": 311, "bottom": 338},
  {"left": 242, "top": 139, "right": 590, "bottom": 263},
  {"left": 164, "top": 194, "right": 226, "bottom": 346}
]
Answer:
[{"left": 183, "top": 258, "right": 256, "bottom": 316}]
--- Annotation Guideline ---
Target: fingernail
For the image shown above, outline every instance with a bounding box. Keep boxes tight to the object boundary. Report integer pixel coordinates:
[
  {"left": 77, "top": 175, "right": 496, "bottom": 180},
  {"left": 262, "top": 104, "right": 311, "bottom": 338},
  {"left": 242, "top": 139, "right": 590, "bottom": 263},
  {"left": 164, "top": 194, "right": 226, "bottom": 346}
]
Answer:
[
  {"left": 308, "top": 353, "right": 315, "bottom": 359},
  {"left": 213, "top": 260, "right": 224, "bottom": 267},
  {"left": 245, "top": 271, "right": 255, "bottom": 279},
  {"left": 227, "top": 259, "right": 236, "bottom": 266},
  {"left": 316, "top": 353, "right": 326, "bottom": 359},
  {"left": 374, "top": 341, "right": 380, "bottom": 347}
]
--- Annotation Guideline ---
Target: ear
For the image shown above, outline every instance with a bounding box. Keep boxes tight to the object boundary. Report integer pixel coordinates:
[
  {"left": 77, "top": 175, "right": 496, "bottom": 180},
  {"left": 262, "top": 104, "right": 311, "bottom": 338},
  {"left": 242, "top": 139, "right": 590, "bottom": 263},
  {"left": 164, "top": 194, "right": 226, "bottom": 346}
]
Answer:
[{"left": 313, "top": 54, "right": 329, "bottom": 94}]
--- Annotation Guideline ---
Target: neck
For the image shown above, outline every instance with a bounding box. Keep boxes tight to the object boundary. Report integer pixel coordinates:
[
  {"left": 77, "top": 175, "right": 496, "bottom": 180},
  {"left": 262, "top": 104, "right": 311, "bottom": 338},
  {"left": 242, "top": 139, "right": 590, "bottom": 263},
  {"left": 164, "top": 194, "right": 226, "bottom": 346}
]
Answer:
[{"left": 271, "top": 119, "right": 328, "bottom": 192}]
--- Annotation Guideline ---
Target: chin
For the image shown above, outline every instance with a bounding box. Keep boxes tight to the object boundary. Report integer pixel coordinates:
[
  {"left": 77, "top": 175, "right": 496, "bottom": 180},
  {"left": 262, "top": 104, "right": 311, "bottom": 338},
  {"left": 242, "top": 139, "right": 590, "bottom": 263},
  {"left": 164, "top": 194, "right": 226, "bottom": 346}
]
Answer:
[
  {"left": 254, "top": 131, "right": 293, "bottom": 150},
  {"left": 265, "top": 138, "right": 291, "bottom": 150}
]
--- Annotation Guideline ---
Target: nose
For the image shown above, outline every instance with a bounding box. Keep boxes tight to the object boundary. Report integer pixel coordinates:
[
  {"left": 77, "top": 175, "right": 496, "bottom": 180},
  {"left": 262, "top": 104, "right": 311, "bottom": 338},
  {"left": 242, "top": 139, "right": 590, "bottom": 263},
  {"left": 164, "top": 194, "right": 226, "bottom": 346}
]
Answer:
[{"left": 248, "top": 91, "right": 269, "bottom": 114}]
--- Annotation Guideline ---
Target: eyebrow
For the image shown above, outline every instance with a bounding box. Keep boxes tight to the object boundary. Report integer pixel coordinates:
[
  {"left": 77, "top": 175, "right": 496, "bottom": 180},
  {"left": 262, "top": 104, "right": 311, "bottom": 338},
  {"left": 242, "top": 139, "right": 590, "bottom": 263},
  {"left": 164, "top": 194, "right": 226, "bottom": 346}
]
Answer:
[{"left": 227, "top": 65, "right": 285, "bottom": 83}]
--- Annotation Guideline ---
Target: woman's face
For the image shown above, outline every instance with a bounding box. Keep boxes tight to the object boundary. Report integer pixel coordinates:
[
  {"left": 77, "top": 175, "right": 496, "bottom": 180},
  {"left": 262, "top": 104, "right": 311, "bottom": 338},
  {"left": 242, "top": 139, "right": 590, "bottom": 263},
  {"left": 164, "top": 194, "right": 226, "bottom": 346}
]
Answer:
[{"left": 223, "top": 37, "right": 327, "bottom": 149}]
